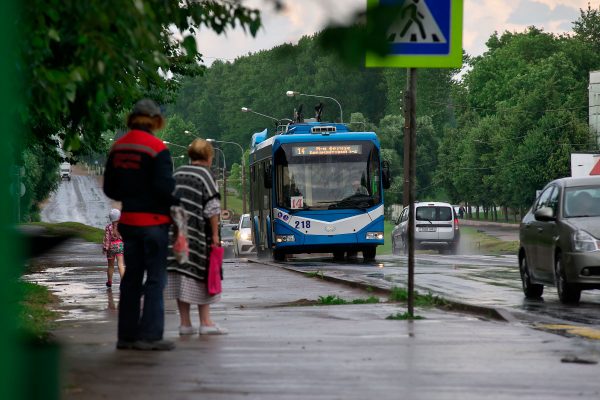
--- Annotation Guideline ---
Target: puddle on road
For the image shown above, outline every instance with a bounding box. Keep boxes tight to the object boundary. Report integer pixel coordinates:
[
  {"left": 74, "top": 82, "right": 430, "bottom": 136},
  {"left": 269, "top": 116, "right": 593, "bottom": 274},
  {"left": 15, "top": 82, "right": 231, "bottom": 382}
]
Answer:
[{"left": 24, "top": 263, "right": 120, "bottom": 323}]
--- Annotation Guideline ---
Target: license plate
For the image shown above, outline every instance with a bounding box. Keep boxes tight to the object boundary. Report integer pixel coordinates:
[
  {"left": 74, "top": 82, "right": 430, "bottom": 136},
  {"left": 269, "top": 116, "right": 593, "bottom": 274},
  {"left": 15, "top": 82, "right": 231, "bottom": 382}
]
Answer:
[{"left": 418, "top": 227, "right": 436, "bottom": 232}]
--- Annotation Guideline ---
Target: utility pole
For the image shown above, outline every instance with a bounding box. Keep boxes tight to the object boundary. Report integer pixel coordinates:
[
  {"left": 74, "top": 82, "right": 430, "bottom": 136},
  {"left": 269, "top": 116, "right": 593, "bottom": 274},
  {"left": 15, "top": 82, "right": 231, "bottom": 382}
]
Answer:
[{"left": 403, "top": 68, "right": 417, "bottom": 317}]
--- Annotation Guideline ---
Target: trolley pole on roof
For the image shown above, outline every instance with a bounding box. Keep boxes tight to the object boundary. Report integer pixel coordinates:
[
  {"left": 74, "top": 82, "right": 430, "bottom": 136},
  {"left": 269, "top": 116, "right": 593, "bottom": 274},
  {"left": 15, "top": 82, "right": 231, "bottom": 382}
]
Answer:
[{"left": 403, "top": 68, "right": 417, "bottom": 317}]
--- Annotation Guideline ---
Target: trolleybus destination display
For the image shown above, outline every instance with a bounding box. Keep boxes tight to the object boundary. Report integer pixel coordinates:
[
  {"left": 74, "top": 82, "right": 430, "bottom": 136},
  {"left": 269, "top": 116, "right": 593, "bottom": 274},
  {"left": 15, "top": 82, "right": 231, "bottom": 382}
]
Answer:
[{"left": 292, "top": 145, "right": 362, "bottom": 156}]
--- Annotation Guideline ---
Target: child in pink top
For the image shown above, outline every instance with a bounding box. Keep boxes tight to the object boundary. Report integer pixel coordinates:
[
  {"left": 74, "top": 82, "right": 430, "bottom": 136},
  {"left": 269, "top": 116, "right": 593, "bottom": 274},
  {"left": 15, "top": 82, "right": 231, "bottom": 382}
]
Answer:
[{"left": 102, "top": 209, "right": 125, "bottom": 288}]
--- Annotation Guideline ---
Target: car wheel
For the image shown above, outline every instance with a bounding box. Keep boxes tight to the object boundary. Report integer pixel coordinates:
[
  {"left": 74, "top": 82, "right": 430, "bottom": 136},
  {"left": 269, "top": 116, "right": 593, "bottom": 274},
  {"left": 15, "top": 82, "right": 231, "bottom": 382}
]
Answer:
[
  {"left": 363, "top": 247, "right": 376, "bottom": 261},
  {"left": 333, "top": 251, "right": 345, "bottom": 261},
  {"left": 519, "top": 252, "right": 543, "bottom": 299},
  {"left": 554, "top": 253, "right": 581, "bottom": 304}
]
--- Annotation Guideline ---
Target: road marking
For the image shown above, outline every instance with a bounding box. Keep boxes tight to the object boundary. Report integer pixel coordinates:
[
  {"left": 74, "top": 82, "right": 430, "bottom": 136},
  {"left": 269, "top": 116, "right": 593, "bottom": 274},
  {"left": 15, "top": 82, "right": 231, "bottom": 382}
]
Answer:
[{"left": 538, "top": 324, "right": 600, "bottom": 340}]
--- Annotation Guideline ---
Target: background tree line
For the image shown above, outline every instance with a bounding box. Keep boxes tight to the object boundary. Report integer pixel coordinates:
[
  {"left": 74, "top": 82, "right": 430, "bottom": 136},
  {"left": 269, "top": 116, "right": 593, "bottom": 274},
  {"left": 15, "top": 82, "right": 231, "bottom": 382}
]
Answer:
[{"left": 168, "top": 5, "right": 600, "bottom": 220}]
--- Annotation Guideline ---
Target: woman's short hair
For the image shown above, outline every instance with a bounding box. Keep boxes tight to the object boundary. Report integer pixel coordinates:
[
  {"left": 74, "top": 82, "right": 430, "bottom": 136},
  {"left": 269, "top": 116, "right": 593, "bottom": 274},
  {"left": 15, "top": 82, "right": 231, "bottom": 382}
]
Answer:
[{"left": 188, "top": 139, "right": 214, "bottom": 161}]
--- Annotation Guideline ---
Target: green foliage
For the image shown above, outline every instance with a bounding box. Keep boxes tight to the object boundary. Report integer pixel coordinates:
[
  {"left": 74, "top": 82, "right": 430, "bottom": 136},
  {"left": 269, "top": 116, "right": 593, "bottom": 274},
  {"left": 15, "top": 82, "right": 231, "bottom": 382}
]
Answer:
[
  {"left": 386, "top": 312, "right": 424, "bottom": 320},
  {"left": 351, "top": 296, "right": 380, "bottom": 304},
  {"left": 436, "top": 19, "right": 600, "bottom": 212},
  {"left": 305, "top": 271, "right": 325, "bottom": 279},
  {"left": 172, "top": 35, "right": 456, "bottom": 202},
  {"left": 18, "top": 281, "right": 58, "bottom": 341},
  {"left": 17, "top": 1, "right": 262, "bottom": 221},
  {"left": 316, "top": 295, "right": 379, "bottom": 305},
  {"left": 317, "top": 295, "right": 348, "bottom": 305},
  {"left": 388, "top": 287, "right": 447, "bottom": 307}
]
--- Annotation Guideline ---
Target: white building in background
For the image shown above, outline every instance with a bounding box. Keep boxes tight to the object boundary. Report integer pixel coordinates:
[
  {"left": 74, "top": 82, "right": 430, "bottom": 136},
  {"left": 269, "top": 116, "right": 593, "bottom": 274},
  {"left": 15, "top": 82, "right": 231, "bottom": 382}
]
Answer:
[{"left": 590, "top": 71, "right": 600, "bottom": 145}]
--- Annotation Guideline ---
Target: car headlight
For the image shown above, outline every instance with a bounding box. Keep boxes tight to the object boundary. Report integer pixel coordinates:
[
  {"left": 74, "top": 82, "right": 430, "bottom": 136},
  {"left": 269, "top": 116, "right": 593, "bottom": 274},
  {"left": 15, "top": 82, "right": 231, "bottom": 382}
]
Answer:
[
  {"left": 276, "top": 235, "right": 295, "bottom": 243},
  {"left": 573, "top": 230, "right": 600, "bottom": 252},
  {"left": 240, "top": 232, "right": 250, "bottom": 241},
  {"left": 366, "top": 232, "right": 384, "bottom": 240}
]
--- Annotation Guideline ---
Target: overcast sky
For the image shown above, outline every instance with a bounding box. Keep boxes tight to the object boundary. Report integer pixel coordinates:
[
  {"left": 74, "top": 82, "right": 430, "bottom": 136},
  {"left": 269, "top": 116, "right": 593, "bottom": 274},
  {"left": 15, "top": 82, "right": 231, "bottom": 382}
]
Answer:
[{"left": 196, "top": 0, "right": 591, "bottom": 65}]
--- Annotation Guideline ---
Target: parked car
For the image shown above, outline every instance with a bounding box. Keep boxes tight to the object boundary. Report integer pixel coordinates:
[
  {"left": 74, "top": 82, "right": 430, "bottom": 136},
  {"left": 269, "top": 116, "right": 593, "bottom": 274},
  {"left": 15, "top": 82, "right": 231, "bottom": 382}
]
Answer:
[
  {"left": 220, "top": 223, "right": 237, "bottom": 258},
  {"left": 392, "top": 201, "right": 460, "bottom": 255},
  {"left": 518, "top": 176, "right": 600, "bottom": 304},
  {"left": 233, "top": 214, "right": 255, "bottom": 257}
]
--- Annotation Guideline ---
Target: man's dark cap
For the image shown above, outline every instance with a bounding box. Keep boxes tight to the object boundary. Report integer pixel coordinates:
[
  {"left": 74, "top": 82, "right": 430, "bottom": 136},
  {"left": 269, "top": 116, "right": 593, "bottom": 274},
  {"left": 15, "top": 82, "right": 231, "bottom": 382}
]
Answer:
[{"left": 131, "top": 98, "right": 162, "bottom": 117}]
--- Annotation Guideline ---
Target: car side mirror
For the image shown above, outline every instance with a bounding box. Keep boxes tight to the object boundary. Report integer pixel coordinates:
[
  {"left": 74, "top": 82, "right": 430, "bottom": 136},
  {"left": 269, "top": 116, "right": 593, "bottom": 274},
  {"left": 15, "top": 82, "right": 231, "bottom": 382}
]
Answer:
[
  {"left": 382, "top": 160, "right": 391, "bottom": 190},
  {"left": 232, "top": 226, "right": 239, "bottom": 231},
  {"left": 534, "top": 206, "right": 555, "bottom": 221}
]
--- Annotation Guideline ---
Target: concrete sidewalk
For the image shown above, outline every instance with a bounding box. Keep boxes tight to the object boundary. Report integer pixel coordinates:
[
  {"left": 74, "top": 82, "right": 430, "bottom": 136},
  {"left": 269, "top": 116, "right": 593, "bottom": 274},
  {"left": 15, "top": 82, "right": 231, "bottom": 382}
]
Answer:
[{"left": 27, "top": 239, "right": 600, "bottom": 400}]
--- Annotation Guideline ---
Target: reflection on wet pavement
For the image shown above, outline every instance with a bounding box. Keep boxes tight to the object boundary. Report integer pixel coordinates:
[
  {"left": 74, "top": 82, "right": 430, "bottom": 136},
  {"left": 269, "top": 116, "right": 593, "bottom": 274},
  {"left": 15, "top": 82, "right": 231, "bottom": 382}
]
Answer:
[{"left": 281, "top": 253, "right": 600, "bottom": 327}]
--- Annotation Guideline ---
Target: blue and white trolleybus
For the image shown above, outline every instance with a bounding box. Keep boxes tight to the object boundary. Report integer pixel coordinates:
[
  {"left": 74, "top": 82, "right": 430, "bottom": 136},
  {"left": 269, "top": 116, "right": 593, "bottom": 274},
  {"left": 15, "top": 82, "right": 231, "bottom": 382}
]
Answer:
[{"left": 249, "top": 122, "right": 391, "bottom": 261}]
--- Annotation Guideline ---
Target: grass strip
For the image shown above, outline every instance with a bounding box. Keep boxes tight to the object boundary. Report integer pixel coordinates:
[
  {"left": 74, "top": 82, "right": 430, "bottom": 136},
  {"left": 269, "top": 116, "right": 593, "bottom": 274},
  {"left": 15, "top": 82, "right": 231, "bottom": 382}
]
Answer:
[
  {"left": 18, "top": 281, "right": 59, "bottom": 341},
  {"left": 388, "top": 287, "right": 448, "bottom": 307},
  {"left": 316, "top": 294, "right": 380, "bottom": 305},
  {"left": 386, "top": 312, "right": 424, "bottom": 320},
  {"left": 460, "top": 226, "right": 518, "bottom": 255},
  {"left": 27, "top": 221, "right": 104, "bottom": 243}
]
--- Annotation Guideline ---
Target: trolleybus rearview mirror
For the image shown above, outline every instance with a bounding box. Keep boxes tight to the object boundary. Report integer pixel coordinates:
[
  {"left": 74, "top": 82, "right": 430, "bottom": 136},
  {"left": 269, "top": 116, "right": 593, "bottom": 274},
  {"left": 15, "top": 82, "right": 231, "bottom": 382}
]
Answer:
[
  {"left": 264, "top": 165, "right": 273, "bottom": 189},
  {"left": 382, "top": 161, "right": 391, "bottom": 189}
]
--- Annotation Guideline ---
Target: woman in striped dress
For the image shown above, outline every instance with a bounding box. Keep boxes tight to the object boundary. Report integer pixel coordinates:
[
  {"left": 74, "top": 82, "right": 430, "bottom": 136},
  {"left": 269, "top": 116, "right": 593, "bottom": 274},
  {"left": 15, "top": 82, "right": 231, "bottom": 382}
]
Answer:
[{"left": 166, "top": 139, "right": 228, "bottom": 335}]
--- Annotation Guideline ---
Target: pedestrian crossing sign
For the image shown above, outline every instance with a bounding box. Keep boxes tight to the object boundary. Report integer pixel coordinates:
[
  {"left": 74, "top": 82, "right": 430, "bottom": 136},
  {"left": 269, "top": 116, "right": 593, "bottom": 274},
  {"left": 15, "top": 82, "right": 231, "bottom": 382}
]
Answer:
[{"left": 366, "top": 0, "right": 463, "bottom": 68}]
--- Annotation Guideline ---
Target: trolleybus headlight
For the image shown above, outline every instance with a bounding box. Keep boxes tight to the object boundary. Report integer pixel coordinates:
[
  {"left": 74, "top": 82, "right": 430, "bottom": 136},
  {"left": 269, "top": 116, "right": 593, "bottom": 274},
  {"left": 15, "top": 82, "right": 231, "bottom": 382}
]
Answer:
[
  {"left": 366, "top": 232, "right": 384, "bottom": 240},
  {"left": 276, "top": 235, "right": 295, "bottom": 243}
]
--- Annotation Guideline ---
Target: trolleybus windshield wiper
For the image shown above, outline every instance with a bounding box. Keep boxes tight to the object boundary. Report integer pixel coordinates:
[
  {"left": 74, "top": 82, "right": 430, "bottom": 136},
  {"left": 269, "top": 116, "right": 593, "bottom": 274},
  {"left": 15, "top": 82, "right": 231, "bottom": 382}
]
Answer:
[{"left": 328, "top": 195, "right": 373, "bottom": 210}]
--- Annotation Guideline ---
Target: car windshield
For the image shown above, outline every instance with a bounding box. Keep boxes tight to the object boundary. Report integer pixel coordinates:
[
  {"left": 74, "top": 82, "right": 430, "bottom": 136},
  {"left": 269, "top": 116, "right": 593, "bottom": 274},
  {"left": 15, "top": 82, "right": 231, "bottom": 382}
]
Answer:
[
  {"left": 564, "top": 186, "right": 600, "bottom": 218},
  {"left": 240, "top": 216, "right": 251, "bottom": 229},
  {"left": 275, "top": 141, "right": 381, "bottom": 211},
  {"left": 416, "top": 206, "right": 452, "bottom": 221},
  {"left": 221, "top": 225, "right": 236, "bottom": 239}
]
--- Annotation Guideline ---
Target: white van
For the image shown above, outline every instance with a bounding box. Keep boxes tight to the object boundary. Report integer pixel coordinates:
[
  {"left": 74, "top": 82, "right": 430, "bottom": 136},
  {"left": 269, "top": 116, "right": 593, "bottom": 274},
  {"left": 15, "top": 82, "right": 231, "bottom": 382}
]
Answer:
[
  {"left": 60, "top": 162, "right": 72, "bottom": 181},
  {"left": 392, "top": 201, "right": 460, "bottom": 254}
]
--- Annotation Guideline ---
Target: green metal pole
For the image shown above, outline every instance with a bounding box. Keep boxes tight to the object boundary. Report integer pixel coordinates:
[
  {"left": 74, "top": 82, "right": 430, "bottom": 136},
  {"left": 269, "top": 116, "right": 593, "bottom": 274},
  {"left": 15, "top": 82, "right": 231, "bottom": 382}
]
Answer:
[{"left": 0, "top": 0, "right": 24, "bottom": 398}]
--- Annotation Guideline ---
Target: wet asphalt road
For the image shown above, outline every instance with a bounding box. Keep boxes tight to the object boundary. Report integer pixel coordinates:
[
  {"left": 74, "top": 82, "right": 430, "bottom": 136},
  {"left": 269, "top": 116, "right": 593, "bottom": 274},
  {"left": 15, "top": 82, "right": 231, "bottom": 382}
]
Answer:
[
  {"left": 277, "top": 253, "right": 600, "bottom": 329},
  {"left": 24, "top": 241, "right": 600, "bottom": 400},
  {"left": 41, "top": 173, "right": 113, "bottom": 229}
]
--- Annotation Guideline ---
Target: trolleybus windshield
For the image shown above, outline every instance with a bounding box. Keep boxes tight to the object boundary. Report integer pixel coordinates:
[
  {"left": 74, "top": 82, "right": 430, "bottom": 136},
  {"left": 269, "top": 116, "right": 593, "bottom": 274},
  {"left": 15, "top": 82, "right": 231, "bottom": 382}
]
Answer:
[{"left": 275, "top": 141, "right": 381, "bottom": 211}]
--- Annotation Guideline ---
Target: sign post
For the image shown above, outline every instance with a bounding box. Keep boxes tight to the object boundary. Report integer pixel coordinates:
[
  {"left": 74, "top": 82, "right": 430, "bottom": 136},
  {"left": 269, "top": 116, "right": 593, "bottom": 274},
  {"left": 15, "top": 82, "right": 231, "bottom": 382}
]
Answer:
[{"left": 367, "top": 0, "right": 463, "bottom": 317}]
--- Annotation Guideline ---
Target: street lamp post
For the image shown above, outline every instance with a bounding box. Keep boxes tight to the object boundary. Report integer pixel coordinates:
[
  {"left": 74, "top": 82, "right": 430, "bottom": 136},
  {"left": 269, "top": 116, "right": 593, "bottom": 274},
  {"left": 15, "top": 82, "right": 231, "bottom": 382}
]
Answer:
[
  {"left": 286, "top": 90, "right": 343, "bottom": 123},
  {"left": 212, "top": 146, "right": 227, "bottom": 211},
  {"left": 241, "top": 107, "right": 279, "bottom": 123},
  {"left": 207, "top": 139, "right": 247, "bottom": 214}
]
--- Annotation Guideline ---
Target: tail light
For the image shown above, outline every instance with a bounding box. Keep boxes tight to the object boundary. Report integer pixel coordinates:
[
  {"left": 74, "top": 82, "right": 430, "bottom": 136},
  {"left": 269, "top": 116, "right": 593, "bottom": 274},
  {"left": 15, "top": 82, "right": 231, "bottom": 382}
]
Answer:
[{"left": 454, "top": 217, "right": 459, "bottom": 230}]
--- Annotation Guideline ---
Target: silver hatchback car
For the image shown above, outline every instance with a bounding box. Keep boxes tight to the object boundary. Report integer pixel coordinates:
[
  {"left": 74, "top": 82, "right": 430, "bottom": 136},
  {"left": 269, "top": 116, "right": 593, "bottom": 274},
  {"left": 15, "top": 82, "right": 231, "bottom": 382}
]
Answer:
[{"left": 519, "top": 176, "right": 600, "bottom": 304}]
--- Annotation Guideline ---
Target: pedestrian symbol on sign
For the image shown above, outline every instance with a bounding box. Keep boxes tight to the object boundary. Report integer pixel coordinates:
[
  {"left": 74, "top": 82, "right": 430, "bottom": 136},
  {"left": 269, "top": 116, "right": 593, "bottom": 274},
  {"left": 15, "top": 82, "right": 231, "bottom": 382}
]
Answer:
[
  {"left": 366, "top": 0, "right": 463, "bottom": 68},
  {"left": 389, "top": 0, "right": 446, "bottom": 44}
]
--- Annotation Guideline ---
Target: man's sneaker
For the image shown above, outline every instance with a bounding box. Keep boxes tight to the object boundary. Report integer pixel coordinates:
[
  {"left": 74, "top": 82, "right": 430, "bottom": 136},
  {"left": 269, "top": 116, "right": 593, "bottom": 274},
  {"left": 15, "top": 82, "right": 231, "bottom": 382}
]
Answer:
[
  {"left": 132, "top": 340, "right": 176, "bottom": 351},
  {"left": 116, "top": 340, "right": 136, "bottom": 350},
  {"left": 179, "top": 325, "right": 198, "bottom": 336},
  {"left": 199, "top": 324, "right": 228, "bottom": 335},
  {"left": 106, "top": 281, "right": 112, "bottom": 288}
]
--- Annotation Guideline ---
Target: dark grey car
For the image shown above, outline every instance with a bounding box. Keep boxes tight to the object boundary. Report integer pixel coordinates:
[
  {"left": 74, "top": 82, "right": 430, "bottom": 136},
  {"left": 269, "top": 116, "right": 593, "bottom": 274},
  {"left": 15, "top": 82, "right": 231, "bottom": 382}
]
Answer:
[{"left": 519, "top": 176, "right": 600, "bottom": 304}]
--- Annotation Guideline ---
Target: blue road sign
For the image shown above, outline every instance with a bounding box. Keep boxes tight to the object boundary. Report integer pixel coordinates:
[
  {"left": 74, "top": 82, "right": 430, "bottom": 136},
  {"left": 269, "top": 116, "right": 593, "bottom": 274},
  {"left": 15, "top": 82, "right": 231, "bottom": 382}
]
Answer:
[{"left": 366, "top": 0, "right": 463, "bottom": 68}]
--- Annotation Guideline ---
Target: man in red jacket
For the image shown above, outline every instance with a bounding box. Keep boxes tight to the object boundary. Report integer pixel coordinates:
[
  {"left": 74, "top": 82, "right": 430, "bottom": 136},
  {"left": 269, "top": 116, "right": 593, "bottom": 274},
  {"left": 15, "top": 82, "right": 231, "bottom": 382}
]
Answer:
[{"left": 104, "top": 99, "right": 179, "bottom": 351}]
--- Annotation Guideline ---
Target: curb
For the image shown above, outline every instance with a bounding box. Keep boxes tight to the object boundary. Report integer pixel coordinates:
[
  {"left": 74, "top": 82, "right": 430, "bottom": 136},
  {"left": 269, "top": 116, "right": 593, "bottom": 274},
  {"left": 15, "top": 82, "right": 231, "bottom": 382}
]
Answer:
[{"left": 248, "top": 258, "right": 510, "bottom": 322}]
